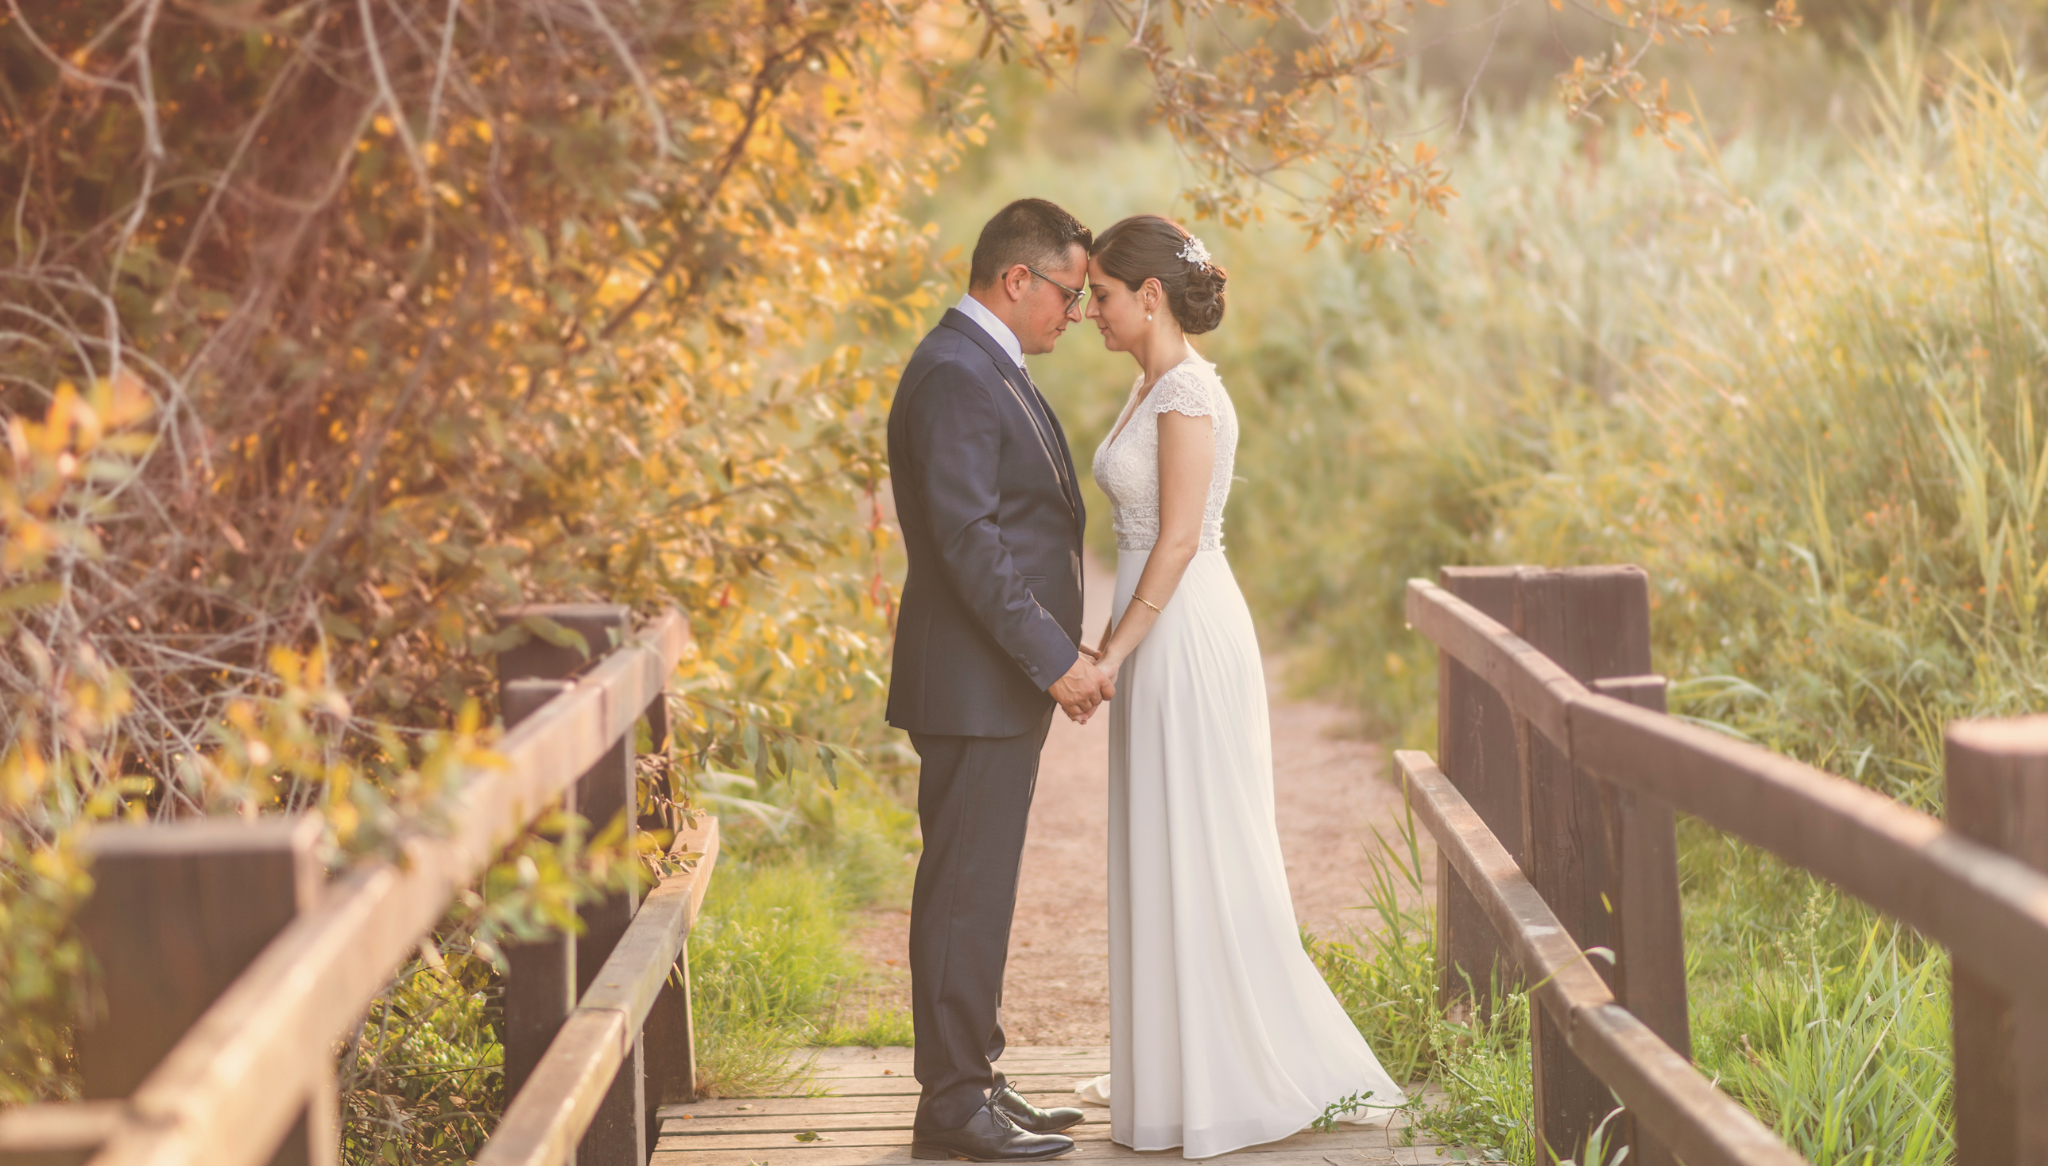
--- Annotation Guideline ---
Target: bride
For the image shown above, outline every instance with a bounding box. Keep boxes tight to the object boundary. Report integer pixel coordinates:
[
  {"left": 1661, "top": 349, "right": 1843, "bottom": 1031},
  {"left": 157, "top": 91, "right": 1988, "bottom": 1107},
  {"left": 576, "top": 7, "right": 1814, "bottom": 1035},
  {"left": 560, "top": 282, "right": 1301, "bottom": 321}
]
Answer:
[{"left": 1075, "top": 214, "right": 1406, "bottom": 1159}]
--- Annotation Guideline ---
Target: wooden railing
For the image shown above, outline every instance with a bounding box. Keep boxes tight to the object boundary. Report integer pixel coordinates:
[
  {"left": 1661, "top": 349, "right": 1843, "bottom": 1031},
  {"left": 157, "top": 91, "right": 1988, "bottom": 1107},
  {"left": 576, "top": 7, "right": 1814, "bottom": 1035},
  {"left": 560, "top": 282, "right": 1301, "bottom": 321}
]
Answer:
[
  {"left": 1401, "top": 566, "right": 2048, "bottom": 1166},
  {"left": 0, "top": 603, "right": 716, "bottom": 1166}
]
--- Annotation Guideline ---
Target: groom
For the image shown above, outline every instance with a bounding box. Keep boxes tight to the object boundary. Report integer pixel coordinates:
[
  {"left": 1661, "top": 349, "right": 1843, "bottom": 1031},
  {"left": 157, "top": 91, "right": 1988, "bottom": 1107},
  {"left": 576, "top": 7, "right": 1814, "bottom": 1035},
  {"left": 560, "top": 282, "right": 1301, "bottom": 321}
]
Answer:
[{"left": 887, "top": 198, "right": 1106, "bottom": 1162}]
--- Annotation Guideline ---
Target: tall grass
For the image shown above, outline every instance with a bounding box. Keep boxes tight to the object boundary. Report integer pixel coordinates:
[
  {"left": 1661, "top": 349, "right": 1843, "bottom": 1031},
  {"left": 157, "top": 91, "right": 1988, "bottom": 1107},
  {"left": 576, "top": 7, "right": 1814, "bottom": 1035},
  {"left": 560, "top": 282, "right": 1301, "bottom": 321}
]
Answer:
[
  {"left": 1713, "top": 912, "right": 1952, "bottom": 1163},
  {"left": 688, "top": 861, "right": 861, "bottom": 1094},
  {"left": 686, "top": 773, "right": 921, "bottom": 1095}
]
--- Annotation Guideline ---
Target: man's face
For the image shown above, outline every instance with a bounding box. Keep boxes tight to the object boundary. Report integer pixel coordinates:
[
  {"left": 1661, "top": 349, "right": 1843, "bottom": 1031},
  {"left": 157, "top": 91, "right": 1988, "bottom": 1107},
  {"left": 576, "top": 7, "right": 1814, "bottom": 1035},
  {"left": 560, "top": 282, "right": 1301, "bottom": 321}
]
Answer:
[{"left": 1006, "top": 244, "right": 1089, "bottom": 356}]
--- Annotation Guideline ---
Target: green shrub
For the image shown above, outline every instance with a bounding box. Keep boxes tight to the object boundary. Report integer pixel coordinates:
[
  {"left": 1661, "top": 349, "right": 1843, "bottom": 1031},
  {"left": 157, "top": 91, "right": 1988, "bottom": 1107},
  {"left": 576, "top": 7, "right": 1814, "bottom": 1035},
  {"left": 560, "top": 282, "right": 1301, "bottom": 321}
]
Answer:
[{"left": 341, "top": 944, "right": 503, "bottom": 1161}]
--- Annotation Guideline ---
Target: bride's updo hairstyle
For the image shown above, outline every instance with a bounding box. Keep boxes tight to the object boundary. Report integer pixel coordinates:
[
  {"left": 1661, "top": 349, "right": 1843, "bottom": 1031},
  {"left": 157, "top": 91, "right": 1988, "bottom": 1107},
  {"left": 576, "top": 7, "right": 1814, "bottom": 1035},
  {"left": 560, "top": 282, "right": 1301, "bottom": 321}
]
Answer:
[{"left": 1090, "top": 214, "right": 1227, "bottom": 335}]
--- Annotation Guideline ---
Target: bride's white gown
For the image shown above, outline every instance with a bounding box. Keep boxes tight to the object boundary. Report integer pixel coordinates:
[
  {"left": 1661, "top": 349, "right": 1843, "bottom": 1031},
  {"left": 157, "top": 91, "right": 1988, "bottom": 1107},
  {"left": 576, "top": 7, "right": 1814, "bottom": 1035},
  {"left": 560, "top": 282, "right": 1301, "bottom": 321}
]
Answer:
[{"left": 1079, "top": 353, "right": 1406, "bottom": 1159}]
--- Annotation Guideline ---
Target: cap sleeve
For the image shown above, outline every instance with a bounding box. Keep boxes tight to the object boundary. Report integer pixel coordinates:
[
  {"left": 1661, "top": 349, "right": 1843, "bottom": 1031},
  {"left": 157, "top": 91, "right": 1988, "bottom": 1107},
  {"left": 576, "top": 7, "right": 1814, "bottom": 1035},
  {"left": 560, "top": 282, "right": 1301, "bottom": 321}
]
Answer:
[{"left": 1151, "top": 365, "right": 1216, "bottom": 419}]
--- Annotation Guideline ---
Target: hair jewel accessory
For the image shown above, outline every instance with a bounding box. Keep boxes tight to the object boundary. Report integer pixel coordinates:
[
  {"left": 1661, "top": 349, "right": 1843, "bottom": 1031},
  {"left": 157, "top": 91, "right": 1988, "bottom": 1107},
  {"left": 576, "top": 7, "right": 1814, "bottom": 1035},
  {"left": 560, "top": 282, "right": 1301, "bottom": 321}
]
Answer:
[{"left": 1178, "top": 234, "right": 1212, "bottom": 270}]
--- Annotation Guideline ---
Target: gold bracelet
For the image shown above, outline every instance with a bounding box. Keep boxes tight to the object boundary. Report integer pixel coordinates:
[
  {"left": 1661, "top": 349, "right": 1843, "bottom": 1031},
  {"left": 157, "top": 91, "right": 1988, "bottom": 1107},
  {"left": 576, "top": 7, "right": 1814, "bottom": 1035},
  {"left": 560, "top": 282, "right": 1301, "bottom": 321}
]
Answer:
[{"left": 1132, "top": 593, "right": 1163, "bottom": 614}]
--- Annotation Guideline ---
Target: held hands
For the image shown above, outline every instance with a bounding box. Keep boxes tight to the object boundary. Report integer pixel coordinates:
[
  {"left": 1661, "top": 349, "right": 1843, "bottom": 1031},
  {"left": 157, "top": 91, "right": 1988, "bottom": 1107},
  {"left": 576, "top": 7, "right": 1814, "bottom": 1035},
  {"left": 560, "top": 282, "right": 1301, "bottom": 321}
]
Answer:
[
  {"left": 1084, "top": 643, "right": 1122, "bottom": 694},
  {"left": 1049, "top": 649, "right": 1118, "bottom": 724}
]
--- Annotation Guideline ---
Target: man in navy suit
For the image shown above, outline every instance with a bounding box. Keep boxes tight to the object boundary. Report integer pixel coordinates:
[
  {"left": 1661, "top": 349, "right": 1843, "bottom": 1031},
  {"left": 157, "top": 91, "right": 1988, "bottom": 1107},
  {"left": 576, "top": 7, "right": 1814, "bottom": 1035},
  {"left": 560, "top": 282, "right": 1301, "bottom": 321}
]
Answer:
[{"left": 887, "top": 199, "right": 1104, "bottom": 1161}]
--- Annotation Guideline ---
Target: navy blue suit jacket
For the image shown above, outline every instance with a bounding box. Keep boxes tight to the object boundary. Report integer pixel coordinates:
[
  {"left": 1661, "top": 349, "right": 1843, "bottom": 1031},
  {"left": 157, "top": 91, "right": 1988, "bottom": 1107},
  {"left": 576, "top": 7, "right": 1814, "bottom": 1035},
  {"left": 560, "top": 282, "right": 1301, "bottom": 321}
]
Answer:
[{"left": 886, "top": 308, "right": 1086, "bottom": 738}]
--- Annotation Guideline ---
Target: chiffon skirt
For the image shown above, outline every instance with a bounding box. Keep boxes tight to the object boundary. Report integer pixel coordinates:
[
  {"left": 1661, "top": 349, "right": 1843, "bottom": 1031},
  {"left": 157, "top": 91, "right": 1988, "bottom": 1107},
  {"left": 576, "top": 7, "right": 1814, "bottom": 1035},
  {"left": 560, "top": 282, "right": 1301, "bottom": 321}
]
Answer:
[{"left": 1090, "top": 548, "right": 1406, "bottom": 1158}]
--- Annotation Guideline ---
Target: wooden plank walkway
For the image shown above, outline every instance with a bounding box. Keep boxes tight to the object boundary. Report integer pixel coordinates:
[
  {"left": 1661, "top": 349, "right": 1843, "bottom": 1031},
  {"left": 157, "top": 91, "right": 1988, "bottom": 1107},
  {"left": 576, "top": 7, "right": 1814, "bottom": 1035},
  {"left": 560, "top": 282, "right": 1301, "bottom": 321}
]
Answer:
[{"left": 652, "top": 1047, "right": 1464, "bottom": 1166}]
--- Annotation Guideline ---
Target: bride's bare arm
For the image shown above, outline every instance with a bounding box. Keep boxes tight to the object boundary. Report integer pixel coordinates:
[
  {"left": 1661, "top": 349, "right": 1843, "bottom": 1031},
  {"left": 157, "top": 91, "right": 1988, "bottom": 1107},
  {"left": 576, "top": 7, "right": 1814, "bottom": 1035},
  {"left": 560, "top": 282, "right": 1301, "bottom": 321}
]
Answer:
[{"left": 1096, "top": 410, "right": 1214, "bottom": 681}]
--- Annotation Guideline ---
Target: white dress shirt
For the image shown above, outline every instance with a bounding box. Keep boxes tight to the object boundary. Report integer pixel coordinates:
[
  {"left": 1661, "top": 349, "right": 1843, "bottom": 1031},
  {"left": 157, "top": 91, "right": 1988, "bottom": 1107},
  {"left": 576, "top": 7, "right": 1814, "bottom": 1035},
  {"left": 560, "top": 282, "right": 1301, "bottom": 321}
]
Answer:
[{"left": 954, "top": 293, "right": 1025, "bottom": 370}]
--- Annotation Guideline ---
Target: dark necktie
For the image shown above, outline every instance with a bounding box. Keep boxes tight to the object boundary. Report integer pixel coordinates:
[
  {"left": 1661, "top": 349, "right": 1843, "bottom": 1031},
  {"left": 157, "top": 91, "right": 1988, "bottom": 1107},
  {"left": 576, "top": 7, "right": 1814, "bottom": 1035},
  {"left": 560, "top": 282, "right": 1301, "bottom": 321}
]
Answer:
[{"left": 1017, "top": 366, "right": 1077, "bottom": 509}]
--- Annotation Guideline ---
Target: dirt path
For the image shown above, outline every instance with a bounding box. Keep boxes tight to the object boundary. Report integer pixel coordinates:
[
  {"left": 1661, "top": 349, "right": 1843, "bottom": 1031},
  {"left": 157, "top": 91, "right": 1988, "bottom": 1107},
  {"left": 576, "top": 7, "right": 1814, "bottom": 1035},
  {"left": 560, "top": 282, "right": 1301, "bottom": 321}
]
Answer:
[{"left": 850, "top": 556, "right": 1435, "bottom": 1045}]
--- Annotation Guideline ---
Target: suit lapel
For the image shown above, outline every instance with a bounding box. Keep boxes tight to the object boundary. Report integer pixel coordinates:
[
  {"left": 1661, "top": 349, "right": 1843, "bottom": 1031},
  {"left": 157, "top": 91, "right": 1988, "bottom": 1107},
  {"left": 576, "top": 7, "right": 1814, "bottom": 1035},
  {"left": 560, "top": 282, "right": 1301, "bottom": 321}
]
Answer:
[{"left": 940, "top": 311, "right": 1079, "bottom": 525}]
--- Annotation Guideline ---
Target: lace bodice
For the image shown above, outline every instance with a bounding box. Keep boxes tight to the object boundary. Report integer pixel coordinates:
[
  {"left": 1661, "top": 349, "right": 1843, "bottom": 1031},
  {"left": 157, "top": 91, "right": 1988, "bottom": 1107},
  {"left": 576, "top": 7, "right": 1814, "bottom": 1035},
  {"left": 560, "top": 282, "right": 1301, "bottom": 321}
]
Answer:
[{"left": 1091, "top": 353, "right": 1238, "bottom": 553}]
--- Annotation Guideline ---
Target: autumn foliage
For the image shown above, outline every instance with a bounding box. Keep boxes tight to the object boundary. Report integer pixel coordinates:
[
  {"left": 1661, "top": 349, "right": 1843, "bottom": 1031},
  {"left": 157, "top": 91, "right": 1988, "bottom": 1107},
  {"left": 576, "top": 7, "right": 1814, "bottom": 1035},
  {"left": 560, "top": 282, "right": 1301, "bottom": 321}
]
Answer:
[{"left": 0, "top": 0, "right": 962, "bottom": 1116}]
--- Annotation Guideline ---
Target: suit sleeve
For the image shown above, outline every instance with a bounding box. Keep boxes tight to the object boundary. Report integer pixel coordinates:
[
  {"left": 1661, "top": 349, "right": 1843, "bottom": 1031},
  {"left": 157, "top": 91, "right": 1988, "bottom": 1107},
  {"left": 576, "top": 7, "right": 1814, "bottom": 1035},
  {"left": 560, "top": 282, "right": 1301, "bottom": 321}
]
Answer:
[{"left": 905, "top": 361, "right": 1081, "bottom": 692}]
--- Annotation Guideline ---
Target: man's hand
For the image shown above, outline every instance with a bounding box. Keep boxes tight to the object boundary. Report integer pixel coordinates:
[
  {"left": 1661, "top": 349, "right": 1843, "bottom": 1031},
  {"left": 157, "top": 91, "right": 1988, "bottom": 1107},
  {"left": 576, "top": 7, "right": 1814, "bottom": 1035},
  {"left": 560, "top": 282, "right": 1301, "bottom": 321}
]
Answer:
[{"left": 1048, "top": 653, "right": 1107, "bottom": 723}]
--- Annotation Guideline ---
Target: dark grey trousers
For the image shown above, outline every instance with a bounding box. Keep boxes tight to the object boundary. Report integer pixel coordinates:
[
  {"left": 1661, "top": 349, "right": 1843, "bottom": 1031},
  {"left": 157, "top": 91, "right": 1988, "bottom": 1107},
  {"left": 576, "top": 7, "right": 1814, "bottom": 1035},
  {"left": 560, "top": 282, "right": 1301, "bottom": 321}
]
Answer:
[{"left": 908, "top": 710, "right": 1054, "bottom": 1132}]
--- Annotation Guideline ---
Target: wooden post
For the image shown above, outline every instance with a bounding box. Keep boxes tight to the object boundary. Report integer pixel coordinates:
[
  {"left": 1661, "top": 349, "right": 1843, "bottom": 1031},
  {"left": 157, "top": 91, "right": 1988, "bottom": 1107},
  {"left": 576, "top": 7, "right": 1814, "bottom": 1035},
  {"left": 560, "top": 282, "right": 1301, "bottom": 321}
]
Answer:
[
  {"left": 1511, "top": 566, "right": 1653, "bottom": 1165},
  {"left": 642, "top": 809, "right": 716, "bottom": 1149},
  {"left": 640, "top": 696, "right": 698, "bottom": 1148},
  {"left": 496, "top": 603, "right": 646, "bottom": 1166},
  {"left": 642, "top": 957, "right": 696, "bottom": 1114},
  {"left": 499, "top": 676, "right": 578, "bottom": 1105},
  {"left": 574, "top": 730, "right": 638, "bottom": 996},
  {"left": 496, "top": 605, "right": 641, "bottom": 987},
  {"left": 1590, "top": 674, "right": 1689, "bottom": 1166},
  {"left": 75, "top": 817, "right": 335, "bottom": 1166},
  {"left": 1435, "top": 567, "right": 1523, "bottom": 1013},
  {"left": 1948, "top": 716, "right": 2048, "bottom": 1166}
]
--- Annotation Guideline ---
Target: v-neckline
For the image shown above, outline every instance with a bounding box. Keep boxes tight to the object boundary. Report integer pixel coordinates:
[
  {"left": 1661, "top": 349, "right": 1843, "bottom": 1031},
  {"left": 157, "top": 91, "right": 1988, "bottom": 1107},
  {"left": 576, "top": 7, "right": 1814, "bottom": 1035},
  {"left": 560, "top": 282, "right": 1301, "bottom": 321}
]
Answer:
[{"left": 1105, "top": 352, "right": 1201, "bottom": 451}]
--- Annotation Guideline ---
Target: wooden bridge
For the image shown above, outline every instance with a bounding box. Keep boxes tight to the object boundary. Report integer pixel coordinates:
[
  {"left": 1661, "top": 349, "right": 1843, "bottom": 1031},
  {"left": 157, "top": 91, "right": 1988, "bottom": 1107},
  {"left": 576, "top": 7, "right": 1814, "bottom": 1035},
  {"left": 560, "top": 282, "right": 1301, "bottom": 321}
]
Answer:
[
  {"left": 650, "top": 1046, "right": 1450, "bottom": 1166},
  {"left": 2, "top": 566, "right": 2047, "bottom": 1166}
]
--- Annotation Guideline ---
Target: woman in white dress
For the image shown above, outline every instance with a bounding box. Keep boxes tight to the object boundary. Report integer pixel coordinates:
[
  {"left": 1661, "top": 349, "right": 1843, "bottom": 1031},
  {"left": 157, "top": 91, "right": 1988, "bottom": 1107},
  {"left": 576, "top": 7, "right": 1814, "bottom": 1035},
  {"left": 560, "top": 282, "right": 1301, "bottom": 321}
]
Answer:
[{"left": 1074, "top": 215, "right": 1406, "bottom": 1159}]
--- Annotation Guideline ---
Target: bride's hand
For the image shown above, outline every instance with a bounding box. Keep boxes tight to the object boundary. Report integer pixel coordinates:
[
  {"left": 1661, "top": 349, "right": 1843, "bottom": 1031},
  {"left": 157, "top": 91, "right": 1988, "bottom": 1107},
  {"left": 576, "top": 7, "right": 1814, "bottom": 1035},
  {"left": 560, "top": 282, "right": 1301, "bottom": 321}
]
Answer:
[
  {"left": 1078, "top": 642, "right": 1102, "bottom": 661},
  {"left": 1095, "top": 651, "right": 1123, "bottom": 687},
  {"left": 1097, "top": 672, "right": 1116, "bottom": 703}
]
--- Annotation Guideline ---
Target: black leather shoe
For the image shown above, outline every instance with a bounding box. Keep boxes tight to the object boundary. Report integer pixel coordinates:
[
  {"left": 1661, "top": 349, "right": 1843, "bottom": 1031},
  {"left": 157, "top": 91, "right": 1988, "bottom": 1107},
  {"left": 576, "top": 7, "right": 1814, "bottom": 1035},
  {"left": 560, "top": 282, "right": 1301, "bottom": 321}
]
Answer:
[
  {"left": 990, "top": 1083, "right": 1086, "bottom": 1134},
  {"left": 911, "top": 1101, "right": 1075, "bottom": 1161}
]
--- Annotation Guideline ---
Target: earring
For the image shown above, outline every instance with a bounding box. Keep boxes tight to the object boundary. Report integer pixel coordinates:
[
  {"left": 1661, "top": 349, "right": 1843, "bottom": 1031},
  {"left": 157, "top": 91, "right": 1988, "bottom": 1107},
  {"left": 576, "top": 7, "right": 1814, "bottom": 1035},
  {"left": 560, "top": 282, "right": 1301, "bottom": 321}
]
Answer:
[{"left": 1146, "top": 311, "right": 1153, "bottom": 321}]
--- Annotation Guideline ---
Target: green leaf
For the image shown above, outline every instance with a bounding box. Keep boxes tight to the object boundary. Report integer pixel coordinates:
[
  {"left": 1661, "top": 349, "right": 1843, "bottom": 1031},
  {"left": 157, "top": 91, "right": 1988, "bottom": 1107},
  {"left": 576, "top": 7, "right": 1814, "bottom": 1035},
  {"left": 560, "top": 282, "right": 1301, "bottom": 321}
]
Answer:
[
  {"left": 520, "top": 615, "right": 591, "bottom": 658},
  {"left": 0, "top": 582, "right": 62, "bottom": 612}
]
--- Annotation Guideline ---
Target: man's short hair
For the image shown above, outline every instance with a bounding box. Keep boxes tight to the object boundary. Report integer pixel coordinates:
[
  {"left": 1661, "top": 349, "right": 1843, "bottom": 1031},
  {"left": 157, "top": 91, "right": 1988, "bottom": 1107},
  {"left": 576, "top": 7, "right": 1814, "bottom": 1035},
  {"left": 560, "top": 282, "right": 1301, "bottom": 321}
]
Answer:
[{"left": 969, "top": 198, "right": 1092, "bottom": 289}]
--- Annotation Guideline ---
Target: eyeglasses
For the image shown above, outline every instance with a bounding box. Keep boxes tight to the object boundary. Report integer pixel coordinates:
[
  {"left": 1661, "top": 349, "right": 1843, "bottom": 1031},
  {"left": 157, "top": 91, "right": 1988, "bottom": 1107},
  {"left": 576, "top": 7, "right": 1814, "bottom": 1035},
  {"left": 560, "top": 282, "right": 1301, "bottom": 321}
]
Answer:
[{"left": 1024, "top": 265, "right": 1087, "bottom": 313}]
